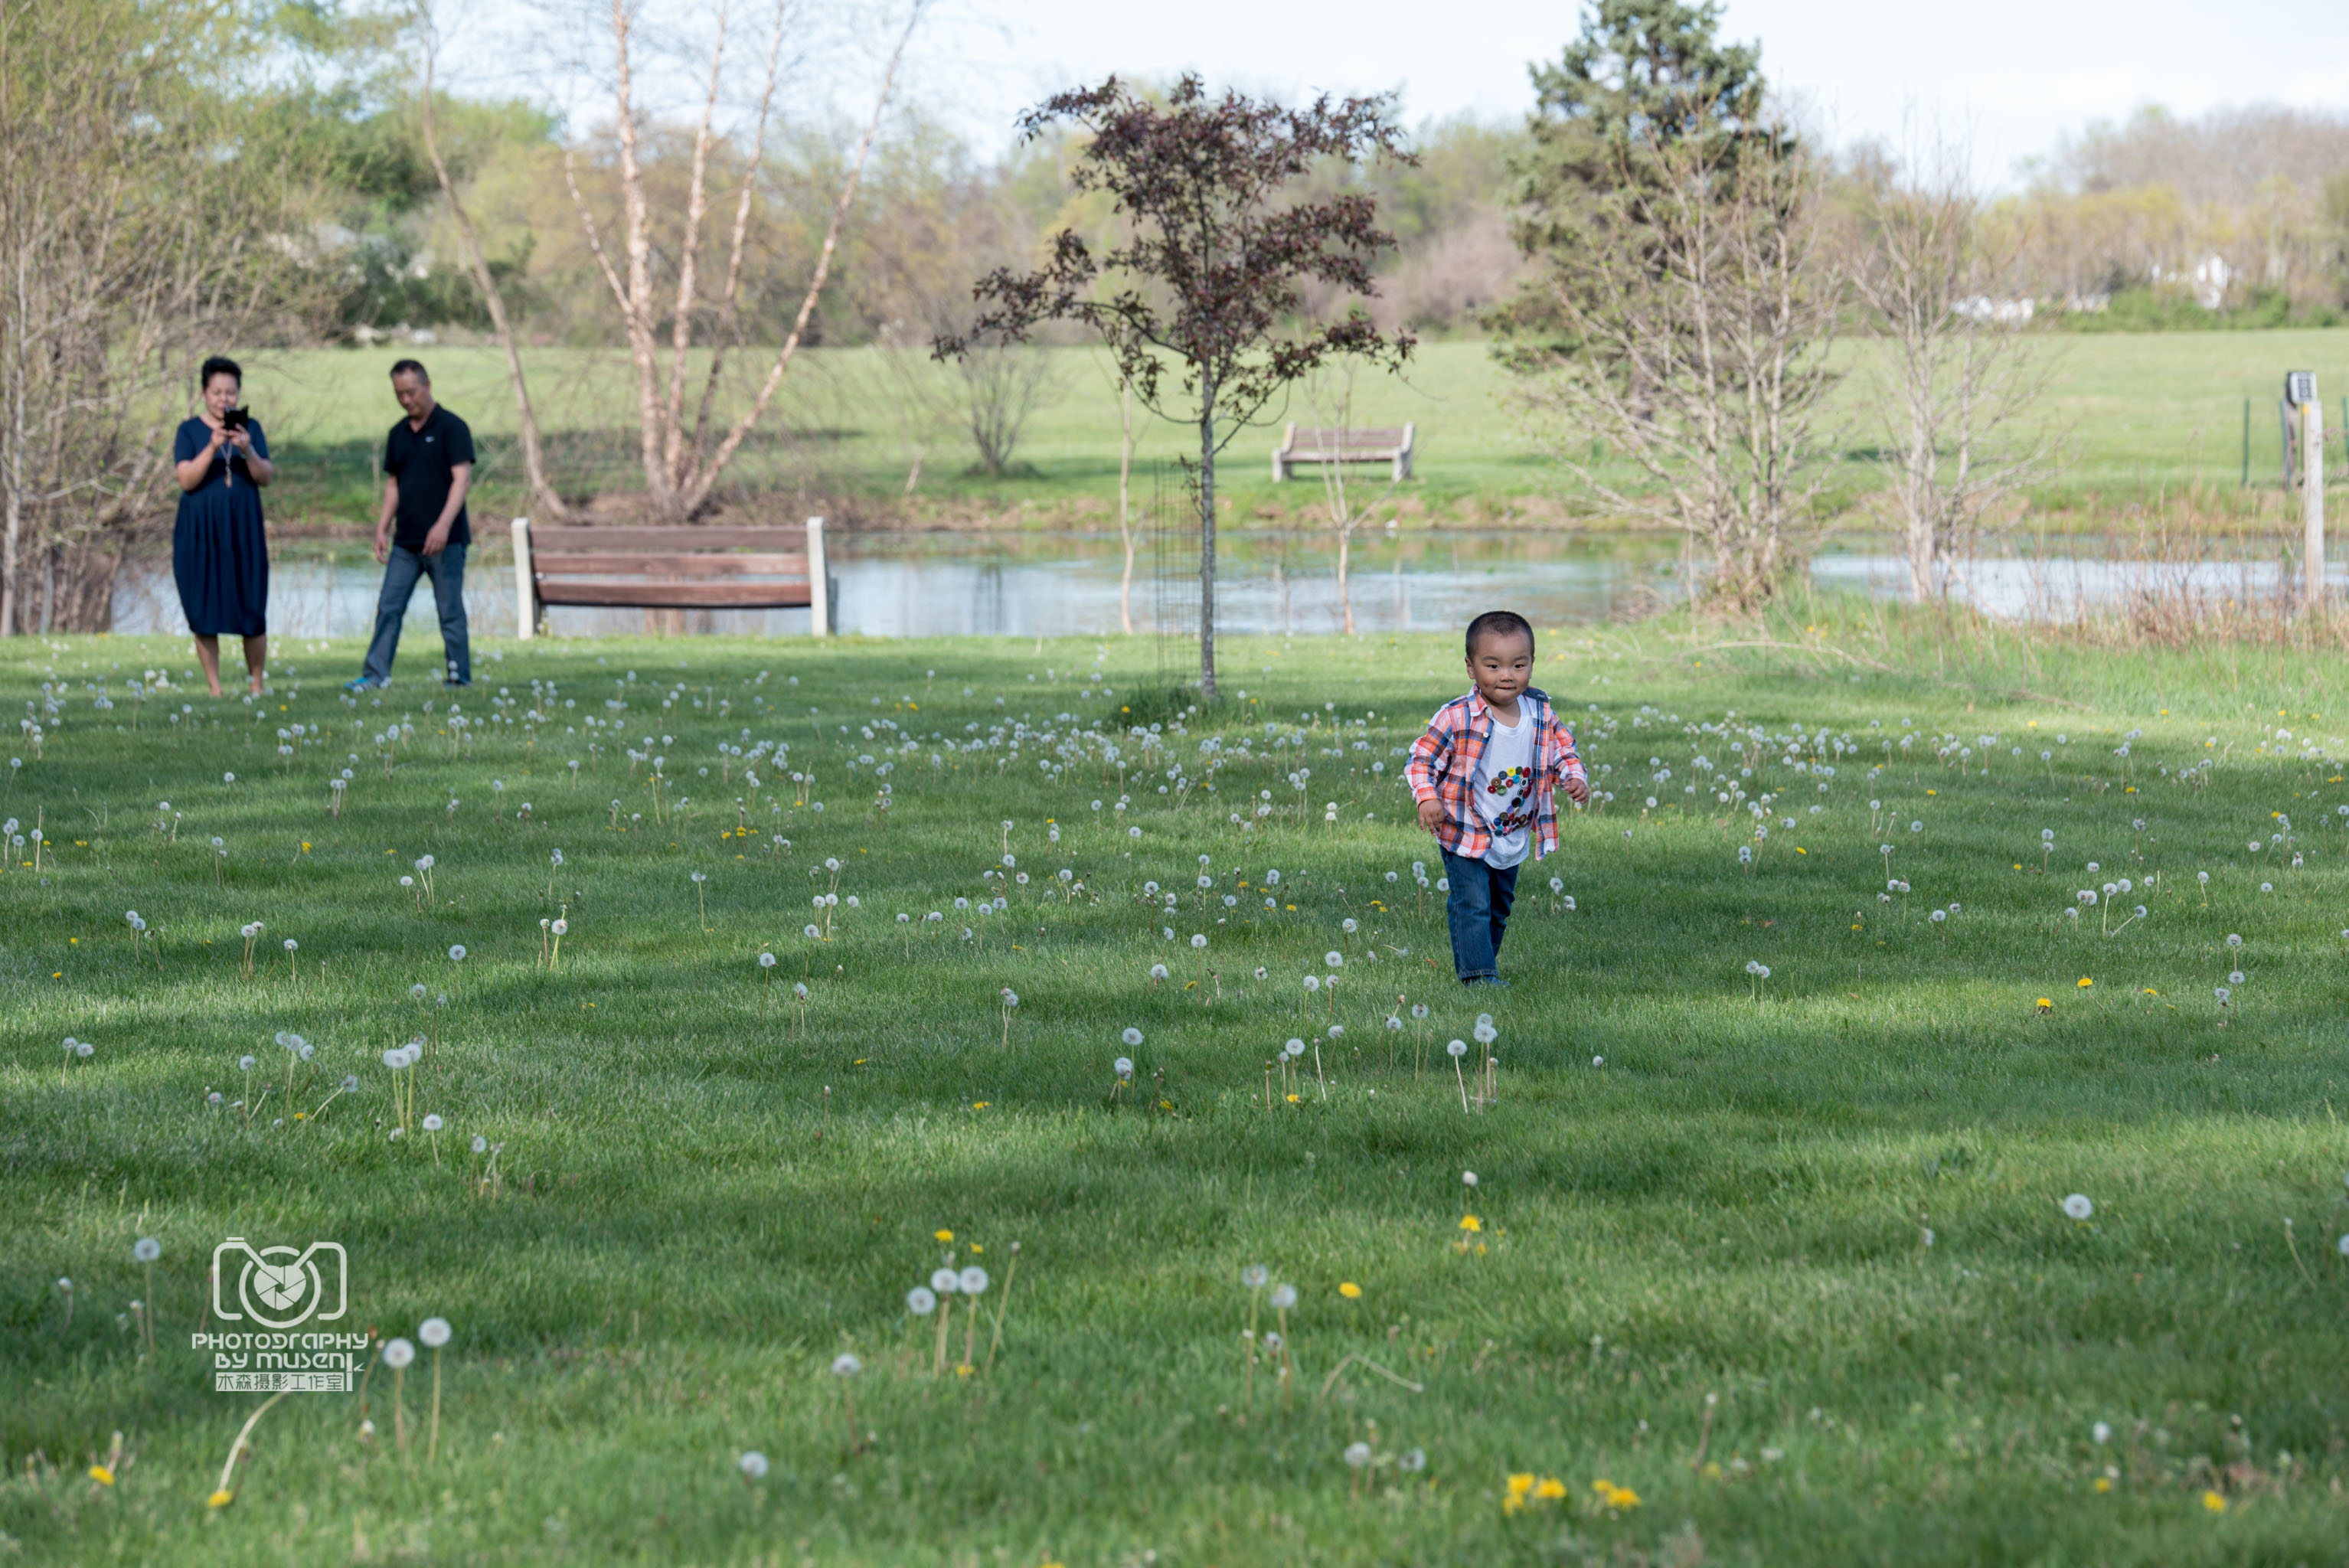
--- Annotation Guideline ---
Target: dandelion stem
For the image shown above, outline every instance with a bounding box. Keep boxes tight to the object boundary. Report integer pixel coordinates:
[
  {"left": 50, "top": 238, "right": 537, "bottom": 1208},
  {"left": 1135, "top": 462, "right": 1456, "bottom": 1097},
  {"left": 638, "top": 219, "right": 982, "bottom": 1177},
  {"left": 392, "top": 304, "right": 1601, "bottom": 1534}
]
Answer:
[
  {"left": 985, "top": 1246, "right": 1019, "bottom": 1370},
  {"left": 209, "top": 1390, "right": 292, "bottom": 1508},
  {"left": 428, "top": 1348, "right": 443, "bottom": 1462}
]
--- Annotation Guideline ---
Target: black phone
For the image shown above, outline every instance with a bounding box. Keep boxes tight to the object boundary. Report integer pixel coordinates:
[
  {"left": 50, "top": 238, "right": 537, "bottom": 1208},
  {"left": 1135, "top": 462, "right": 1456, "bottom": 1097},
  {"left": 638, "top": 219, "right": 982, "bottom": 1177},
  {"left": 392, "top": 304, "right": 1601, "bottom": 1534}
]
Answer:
[{"left": 221, "top": 407, "right": 249, "bottom": 431}]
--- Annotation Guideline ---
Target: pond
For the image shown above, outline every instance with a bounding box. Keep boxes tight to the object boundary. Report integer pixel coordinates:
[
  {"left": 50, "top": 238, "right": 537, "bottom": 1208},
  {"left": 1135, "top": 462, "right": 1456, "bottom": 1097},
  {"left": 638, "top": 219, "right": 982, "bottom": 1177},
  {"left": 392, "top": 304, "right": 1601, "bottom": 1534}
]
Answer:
[{"left": 110, "top": 531, "right": 2338, "bottom": 640}]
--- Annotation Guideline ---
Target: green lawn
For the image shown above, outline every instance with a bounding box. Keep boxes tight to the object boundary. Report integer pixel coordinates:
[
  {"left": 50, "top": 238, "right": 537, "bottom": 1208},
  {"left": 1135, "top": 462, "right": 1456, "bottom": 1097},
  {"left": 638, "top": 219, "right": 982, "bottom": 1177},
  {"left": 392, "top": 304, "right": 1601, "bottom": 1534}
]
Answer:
[
  {"left": 234, "top": 331, "right": 2349, "bottom": 533},
  {"left": 6, "top": 614, "right": 2349, "bottom": 1563}
]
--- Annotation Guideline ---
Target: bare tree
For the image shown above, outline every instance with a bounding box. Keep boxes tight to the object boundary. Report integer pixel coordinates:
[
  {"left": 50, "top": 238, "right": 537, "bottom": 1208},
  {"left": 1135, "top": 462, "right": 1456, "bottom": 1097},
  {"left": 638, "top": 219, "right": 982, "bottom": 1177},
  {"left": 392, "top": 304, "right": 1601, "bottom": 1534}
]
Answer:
[
  {"left": 566, "top": 0, "right": 926, "bottom": 521},
  {"left": 1852, "top": 134, "right": 2062, "bottom": 601},
  {"left": 1508, "top": 116, "right": 1842, "bottom": 612},
  {"left": 955, "top": 334, "right": 1060, "bottom": 476},
  {"left": 414, "top": 2, "right": 569, "bottom": 520},
  {"left": 1, "top": 0, "right": 316, "bottom": 634},
  {"left": 869, "top": 315, "right": 956, "bottom": 495},
  {"left": 1302, "top": 363, "right": 1397, "bottom": 634}
]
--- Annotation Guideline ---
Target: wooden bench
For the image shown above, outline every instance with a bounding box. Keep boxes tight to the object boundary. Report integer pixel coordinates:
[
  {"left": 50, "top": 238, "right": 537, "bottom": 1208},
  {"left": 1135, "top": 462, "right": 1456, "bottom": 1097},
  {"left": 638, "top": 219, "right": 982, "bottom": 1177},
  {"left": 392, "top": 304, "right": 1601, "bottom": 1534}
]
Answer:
[
  {"left": 509, "top": 517, "right": 829, "bottom": 639},
  {"left": 1272, "top": 423, "right": 1415, "bottom": 482}
]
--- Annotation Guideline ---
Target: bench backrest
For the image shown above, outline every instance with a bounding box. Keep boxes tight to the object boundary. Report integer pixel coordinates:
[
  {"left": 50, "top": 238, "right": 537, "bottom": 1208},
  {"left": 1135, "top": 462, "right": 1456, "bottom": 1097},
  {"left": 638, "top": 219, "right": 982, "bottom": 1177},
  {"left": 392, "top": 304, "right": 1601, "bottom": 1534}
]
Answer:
[{"left": 1282, "top": 426, "right": 1411, "bottom": 456}]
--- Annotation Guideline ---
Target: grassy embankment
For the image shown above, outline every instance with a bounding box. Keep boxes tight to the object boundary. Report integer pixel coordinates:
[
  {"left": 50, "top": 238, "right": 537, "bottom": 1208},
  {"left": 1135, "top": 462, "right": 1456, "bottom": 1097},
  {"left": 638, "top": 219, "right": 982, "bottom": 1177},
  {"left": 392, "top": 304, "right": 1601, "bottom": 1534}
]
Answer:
[{"left": 231, "top": 331, "right": 2349, "bottom": 547}]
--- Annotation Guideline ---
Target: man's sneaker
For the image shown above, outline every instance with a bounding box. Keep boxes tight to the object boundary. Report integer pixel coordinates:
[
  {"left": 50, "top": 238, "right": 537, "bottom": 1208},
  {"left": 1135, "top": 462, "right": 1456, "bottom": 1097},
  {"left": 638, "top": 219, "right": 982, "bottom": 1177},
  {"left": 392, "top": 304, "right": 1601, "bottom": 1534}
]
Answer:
[
  {"left": 344, "top": 677, "right": 379, "bottom": 692},
  {"left": 1465, "top": 975, "right": 1511, "bottom": 988}
]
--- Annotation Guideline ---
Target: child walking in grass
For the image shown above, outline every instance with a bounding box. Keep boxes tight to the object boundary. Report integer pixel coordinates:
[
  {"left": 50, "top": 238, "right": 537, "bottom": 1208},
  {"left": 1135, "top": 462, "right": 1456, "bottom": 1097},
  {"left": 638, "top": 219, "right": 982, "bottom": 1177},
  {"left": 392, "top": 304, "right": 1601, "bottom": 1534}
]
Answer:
[{"left": 1406, "top": 611, "right": 1589, "bottom": 987}]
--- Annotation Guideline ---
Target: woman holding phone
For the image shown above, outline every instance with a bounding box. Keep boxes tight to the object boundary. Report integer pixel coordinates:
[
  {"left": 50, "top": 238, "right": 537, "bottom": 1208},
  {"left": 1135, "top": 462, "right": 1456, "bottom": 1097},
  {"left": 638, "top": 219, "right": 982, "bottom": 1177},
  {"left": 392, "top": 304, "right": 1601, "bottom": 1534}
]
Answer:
[{"left": 172, "top": 355, "right": 274, "bottom": 696}]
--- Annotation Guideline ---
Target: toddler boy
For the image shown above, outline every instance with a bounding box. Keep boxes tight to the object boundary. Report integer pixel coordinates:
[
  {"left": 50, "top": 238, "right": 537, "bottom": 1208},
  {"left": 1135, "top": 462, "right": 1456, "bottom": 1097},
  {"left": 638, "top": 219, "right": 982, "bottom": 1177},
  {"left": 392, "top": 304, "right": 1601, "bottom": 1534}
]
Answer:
[{"left": 1406, "top": 611, "right": 1588, "bottom": 986}]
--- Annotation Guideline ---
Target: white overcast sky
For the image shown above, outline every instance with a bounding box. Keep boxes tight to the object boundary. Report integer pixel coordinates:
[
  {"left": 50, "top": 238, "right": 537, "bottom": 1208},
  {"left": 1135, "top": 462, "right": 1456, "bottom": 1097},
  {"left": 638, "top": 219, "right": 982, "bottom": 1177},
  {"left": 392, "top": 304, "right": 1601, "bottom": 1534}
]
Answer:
[{"left": 446, "top": 0, "right": 2349, "bottom": 186}]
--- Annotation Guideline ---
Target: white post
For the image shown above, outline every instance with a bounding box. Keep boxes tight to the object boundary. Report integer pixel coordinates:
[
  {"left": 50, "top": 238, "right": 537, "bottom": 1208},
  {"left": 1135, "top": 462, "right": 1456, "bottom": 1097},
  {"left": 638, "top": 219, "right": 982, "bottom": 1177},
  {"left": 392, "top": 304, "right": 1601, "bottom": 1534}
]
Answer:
[
  {"left": 510, "top": 517, "right": 535, "bottom": 640},
  {"left": 806, "top": 515, "right": 829, "bottom": 637},
  {"left": 2306, "top": 400, "right": 2326, "bottom": 614}
]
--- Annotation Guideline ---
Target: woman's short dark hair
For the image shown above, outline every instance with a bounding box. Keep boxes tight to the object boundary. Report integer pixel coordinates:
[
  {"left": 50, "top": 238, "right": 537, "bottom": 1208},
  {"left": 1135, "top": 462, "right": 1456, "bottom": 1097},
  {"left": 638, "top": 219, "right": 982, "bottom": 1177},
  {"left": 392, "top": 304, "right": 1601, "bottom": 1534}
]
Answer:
[{"left": 200, "top": 355, "right": 242, "bottom": 389}]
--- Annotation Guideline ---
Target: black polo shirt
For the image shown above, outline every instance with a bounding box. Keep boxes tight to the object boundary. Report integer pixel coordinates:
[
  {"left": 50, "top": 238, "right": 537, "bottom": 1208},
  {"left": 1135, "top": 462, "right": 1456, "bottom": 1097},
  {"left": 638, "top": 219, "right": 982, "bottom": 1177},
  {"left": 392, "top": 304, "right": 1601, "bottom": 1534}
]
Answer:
[{"left": 384, "top": 404, "right": 475, "bottom": 551}]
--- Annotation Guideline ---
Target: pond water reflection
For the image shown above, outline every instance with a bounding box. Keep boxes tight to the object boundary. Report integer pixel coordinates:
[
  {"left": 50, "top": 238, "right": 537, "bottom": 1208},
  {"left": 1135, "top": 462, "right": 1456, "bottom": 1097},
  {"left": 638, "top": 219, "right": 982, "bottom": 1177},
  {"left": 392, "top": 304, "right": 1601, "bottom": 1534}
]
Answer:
[{"left": 110, "top": 530, "right": 2335, "bottom": 640}]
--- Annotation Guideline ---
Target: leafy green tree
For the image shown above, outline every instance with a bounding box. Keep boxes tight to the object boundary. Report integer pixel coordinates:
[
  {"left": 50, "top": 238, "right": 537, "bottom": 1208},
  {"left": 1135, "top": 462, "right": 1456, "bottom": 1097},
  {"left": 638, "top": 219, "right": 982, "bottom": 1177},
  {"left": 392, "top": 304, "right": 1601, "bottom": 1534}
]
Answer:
[{"left": 1495, "top": 0, "right": 1764, "bottom": 353}]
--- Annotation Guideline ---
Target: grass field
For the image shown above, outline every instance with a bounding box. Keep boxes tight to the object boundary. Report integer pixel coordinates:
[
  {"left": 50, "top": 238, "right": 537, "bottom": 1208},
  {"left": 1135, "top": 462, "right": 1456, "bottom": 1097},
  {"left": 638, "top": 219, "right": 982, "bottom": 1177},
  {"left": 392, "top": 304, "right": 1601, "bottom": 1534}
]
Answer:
[
  {"left": 232, "top": 331, "right": 2349, "bottom": 533},
  {"left": 8, "top": 611, "right": 2349, "bottom": 1563}
]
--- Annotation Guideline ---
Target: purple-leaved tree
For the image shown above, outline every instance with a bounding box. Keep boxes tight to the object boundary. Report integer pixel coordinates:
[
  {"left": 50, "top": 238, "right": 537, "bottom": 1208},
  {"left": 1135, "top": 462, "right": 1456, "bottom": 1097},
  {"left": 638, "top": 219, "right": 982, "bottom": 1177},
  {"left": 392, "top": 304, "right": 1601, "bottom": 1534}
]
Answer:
[{"left": 937, "top": 75, "right": 1413, "bottom": 698}]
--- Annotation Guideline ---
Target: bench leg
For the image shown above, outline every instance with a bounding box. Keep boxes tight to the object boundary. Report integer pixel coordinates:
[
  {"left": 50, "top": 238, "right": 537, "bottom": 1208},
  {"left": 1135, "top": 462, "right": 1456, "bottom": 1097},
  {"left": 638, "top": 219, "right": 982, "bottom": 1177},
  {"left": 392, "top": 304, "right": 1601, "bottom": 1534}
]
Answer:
[
  {"left": 807, "top": 514, "right": 829, "bottom": 637},
  {"left": 510, "top": 517, "right": 535, "bottom": 640}
]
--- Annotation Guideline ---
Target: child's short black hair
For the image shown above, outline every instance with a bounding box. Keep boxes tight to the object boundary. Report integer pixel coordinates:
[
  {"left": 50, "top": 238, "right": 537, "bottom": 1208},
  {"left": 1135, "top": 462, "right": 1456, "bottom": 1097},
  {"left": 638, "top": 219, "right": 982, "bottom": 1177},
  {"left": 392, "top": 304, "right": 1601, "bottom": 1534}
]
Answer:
[{"left": 1465, "top": 610, "right": 1534, "bottom": 658}]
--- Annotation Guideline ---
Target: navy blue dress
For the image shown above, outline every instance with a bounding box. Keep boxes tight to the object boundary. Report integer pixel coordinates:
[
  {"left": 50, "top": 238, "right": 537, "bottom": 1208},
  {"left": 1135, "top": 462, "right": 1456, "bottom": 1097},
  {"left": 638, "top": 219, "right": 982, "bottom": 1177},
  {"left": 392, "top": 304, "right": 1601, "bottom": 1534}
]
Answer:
[{"left": 172, "top": 416, "right": 270, "bottom": 637}]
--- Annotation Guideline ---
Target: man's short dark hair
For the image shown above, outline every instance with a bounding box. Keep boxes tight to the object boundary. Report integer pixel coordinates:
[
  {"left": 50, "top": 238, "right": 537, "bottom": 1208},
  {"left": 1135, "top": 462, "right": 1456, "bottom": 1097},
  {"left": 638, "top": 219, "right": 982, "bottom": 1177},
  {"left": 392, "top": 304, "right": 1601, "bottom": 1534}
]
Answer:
[
  {"left": 200, "top": 355, "right": 242, "bottom": 389},
  {"left": 389, "top": 359, "right": 430, "bottom": 385},
  {"left": 1465, "top": 610, "right": 1534, "bottom": 658}
]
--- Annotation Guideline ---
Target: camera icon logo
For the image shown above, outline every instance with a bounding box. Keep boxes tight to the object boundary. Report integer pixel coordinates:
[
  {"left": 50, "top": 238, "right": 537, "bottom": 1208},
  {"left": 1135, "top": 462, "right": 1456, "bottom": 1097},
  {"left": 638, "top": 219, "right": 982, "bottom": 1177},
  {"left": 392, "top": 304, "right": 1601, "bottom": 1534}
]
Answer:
[{"left": 211, "top": 1238, "right": 347, "bottom": 1329}]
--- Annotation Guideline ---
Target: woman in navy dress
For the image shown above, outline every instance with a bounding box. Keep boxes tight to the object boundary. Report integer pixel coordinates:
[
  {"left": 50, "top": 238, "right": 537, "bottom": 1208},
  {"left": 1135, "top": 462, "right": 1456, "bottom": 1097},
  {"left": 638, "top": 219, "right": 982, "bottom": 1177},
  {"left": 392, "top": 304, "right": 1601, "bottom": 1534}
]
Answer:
[{"left": 172, "top": 356, "right": 274, "bottom": 696}]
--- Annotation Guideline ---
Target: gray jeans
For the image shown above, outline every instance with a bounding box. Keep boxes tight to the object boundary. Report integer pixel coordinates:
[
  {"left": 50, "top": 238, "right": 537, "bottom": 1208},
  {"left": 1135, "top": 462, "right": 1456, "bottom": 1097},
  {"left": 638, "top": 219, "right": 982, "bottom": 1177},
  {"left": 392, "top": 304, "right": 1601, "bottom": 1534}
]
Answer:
[{"left": 361, "top": 544, "right": 469, "bottom": 686}]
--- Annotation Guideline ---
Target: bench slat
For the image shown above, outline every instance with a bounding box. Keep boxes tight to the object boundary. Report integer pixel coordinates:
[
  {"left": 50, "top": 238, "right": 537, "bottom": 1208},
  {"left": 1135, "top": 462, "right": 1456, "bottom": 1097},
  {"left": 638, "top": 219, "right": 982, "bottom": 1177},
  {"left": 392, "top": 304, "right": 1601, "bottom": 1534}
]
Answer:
[
  {"left": 534, "top": 580, "right": 814, "bottom": 609},
  {"left": 534, "top": 553, "right": 809, "bottom": 577},
  {"left": 527, "top": 525, "right": 809, "bottom": 551}
]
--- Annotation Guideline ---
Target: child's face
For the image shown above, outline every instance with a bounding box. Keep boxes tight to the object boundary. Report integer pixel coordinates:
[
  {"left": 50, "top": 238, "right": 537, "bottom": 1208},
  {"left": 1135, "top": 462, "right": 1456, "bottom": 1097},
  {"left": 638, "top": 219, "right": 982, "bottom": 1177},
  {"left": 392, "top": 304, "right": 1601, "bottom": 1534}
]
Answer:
[{"left": 1465, "top": 630, "right": 1534, "bottom": 707}]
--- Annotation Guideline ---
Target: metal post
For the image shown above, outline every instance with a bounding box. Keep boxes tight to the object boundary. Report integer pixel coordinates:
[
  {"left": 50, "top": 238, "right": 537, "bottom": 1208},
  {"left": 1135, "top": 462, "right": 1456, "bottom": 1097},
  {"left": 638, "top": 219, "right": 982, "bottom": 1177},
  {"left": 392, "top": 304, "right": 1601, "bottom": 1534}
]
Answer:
[
  {"left": 510, "top": 517, "right": 534, "bottom": 641},
  {"left": 2306, "top": 400, "right": 2326, "bottom": 613},
  {"left": 806, "top": 515, "right": 829, "bottom": 637}
]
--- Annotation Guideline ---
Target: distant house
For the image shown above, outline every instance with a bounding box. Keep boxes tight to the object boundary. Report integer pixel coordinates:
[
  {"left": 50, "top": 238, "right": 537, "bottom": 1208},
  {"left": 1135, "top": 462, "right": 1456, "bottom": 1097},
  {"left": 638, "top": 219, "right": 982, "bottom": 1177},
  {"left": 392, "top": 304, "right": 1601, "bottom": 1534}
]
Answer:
[
  {"left": 1953, "top": 296, "right": 2035, "bottom": 327},
  {"left": 2191, "top": 254, "right": 2233, "bottom": 309}
]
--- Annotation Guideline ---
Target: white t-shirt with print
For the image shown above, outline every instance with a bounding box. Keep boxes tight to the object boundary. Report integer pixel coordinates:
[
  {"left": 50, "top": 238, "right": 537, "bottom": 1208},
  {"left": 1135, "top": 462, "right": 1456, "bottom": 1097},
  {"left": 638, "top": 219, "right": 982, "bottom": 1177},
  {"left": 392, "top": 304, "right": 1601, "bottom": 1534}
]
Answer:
[{"left": 1471, "top": 706, "right": 1537, "bottom": 869}]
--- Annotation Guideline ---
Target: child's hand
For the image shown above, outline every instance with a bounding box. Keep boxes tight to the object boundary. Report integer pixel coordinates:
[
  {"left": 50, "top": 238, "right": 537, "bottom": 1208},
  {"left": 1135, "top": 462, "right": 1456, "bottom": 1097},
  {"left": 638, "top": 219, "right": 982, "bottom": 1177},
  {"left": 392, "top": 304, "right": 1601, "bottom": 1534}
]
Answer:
[
  {"left": 1563, "top": 775, "right": 1590, "bottom": 805},
  {"left": 1416, "top": 796, "right": 1446, "bottom": 834}
]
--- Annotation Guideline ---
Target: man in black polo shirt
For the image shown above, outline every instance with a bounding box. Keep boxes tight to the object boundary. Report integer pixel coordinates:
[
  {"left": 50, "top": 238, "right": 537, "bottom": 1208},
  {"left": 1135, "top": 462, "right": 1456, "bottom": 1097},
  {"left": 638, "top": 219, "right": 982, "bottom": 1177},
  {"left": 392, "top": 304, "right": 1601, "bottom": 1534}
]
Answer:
[{"left": 348, "top": 359, "right": 475, "bottom": 690}]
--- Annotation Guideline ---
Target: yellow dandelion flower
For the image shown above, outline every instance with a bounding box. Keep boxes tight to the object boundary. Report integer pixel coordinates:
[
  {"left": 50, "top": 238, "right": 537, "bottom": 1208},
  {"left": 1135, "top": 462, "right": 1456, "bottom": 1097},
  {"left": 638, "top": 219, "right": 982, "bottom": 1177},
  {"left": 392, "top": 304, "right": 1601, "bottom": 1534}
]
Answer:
[
  {"left": 2036, "top": 998, "right": 2053, "bottom": 1011},
  {"left": 935, "top": 1230, "right": 954, "bottom": 1243},
  {"left": 2201, "top": 1490, "right": 2226, "bottom": 1513},
  {"left": 1285, "top": 1093, "right": 1301, "bottom": 1103},
  {"left": 1606, "top": 1485, "right": 1641, "bottom": 1509},
  {"left": 2077, "top": 977, "right": 2093, "bottom": 988},
  {"left": 1338, "top": 1281, "right": 1362, "bottom": 1298},
  {"left": 1459, "top": 1214, "right": 1482, "bottom": 1232},
  {"left": 2093, "top": 1477, "right": 2112, "bottom": 1494},
  {"left": 207, "top": 1489, "right": 234, "bottom": 1509},
  {"left": 1534, "top": 1477, "right": 1566, "bottom": 1500},
  {"left": 87, "top": 1465, "right": 114, "bottom": 1485},
  {"left": 1507, "top": 1473, "right": 1534, "bottom": 1497}
]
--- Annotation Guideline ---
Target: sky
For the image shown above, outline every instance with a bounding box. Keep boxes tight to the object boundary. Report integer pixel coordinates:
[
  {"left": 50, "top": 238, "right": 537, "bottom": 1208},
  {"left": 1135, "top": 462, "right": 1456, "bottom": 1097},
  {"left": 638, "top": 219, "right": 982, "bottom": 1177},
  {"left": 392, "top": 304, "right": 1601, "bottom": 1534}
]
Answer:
[{"left": 447, "top": 0, "right": 2349, "bottom": 186}]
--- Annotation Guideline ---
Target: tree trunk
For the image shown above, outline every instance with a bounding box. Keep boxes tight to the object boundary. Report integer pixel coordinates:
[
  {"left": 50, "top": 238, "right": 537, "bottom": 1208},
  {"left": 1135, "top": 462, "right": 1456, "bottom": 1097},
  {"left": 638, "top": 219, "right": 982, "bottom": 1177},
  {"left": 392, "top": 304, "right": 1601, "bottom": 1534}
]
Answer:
[
  {"left": 417, "top": 32, "right": 567, "bottom": 521},
  {"left": 1337, "top": 525, "right": 1353, "bottom": 635},
  {"left": 1117, "top": 376, "right": 1135, "bottom": 634},
  {"left": 1196, "top": 373, "right": 1217, "bottom": 700}
]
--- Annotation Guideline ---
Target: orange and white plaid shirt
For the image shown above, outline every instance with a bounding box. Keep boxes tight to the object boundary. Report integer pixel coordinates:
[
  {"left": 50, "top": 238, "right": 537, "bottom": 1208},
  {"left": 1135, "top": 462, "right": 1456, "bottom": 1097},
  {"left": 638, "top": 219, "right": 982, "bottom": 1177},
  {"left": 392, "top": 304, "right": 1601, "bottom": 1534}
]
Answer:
[{"left": 1405, "top": 688, "right": 1585, "bottom": 862}]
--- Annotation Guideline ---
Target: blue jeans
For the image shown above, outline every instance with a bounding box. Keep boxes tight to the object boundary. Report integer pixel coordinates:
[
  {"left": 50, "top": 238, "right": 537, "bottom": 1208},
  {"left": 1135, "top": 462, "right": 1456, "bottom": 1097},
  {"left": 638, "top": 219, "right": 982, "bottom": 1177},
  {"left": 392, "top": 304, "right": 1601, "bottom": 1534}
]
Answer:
[
  {"left": 1441, "top": 849, "right": 1520, "bottom": 982},
  {"left": 361, "top": 544, "right": 469, "bottom": 686}
]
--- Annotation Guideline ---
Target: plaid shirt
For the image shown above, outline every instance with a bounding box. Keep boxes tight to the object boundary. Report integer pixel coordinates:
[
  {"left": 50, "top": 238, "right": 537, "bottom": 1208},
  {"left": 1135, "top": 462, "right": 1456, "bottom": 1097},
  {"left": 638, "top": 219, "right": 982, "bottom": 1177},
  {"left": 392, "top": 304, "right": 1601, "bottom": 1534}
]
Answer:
[{"left": 1406, "top": 687, "right": 1585, "bottom": 862}]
